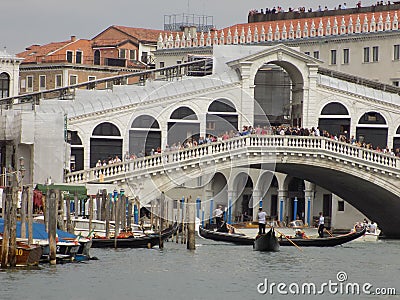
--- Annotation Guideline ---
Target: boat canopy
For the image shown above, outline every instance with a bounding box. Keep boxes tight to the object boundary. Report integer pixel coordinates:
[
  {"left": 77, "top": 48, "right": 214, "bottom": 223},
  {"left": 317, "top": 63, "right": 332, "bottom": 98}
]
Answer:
[{"left": 35, "top": 184, "right": 87, "bottom": 200}]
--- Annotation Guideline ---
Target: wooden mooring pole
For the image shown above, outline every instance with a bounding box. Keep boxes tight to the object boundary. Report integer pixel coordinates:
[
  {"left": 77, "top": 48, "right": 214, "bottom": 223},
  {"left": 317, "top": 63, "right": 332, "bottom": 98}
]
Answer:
[
  {"left": 159, "top": 192, "right": 165, "bottom": 249},
  {"left": 27, "top": 186, "right": 33, "bottom": 245},
  {"left": 1, "top": 186, "right": 11, "bottom": 268},
  {"left": 48, "top": 189, "right": 57, "bottom": 265},
  {"left": 9, "top": 179, "right": 19, "bottom": 267},
  {"left": 187, "top": 196, "right": 196, "bottom": 250}
]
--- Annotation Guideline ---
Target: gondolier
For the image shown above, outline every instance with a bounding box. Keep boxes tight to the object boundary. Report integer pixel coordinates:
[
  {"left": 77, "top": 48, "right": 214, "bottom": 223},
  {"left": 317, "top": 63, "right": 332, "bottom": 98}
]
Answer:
[
  {"left": 214, "top": 205, "right": 223, "bottom": 228},
  {"left": 257, "top": 207, "right": 267, "bottom": 235},
  {"left": 318, "top": 212, "right": 325, "bottom": 238}
]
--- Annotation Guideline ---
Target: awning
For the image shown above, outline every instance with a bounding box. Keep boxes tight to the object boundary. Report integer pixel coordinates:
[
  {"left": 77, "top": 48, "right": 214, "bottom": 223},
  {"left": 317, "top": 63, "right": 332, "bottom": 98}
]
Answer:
[{"left": 35, "top": 184, "right": 87, "bottom": 200}]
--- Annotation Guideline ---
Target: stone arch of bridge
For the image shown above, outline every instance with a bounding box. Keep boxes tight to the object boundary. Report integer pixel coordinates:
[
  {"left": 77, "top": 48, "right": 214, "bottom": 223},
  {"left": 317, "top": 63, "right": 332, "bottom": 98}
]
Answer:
[{"left": 273, "top": 162, "right": 400, "bottom": 238}]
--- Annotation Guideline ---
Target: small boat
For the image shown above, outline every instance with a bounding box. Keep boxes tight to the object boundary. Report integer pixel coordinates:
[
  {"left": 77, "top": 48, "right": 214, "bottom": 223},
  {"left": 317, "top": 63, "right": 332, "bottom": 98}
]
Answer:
[
  {"left": 0, "top": 219, "right": 90, "bottom": 261},
  {"left": 91, "top": 223, "right": 178, "bottom": 248},
  {"left": 253, "top": 228, "right": 279, "bottom": 252},
  {"left": 199, "top": 226, "right": 254, "bottom": 245},
  {"left": 0, "top": 237, "right": 43, "bottom": 267},
  {"left": 199, "top": 226, "right": 366, "bottom": 247}
]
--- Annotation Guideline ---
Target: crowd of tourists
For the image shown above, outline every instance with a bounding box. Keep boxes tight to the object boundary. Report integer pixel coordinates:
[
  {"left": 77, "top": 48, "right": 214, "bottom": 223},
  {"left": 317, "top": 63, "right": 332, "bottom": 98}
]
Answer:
[
  {"left": 249, "top": 1, "right": 394, "bottom": 16},
  {"left": 96, "top": 124, "right": 400, "bottom": 167}
]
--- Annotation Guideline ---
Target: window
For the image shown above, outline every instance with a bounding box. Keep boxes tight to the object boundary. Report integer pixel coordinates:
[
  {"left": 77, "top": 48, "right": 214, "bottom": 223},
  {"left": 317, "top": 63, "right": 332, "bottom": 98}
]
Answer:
[
  {"left": 69, "top": 75, "right": 78, "bottom": 85},
  {"left": 394, "top": 45, "right": 400, "bottom": 60},
  {"left": 119, "top": 49, "right": 126, "bottom": 59},
  {"left": 363, "top": 47, "right": 370, "bottom": 63},
  {"left": 66, "top": 51, "right": 73, "bottom": 63},
  {"left": 141, "top": 52, "right": 148, "bottom": 64},
  {"left": 338, "top": 201, "right": 345, "bottom": 211},
  {"left": 88, "top": 76, "right": 96, "bottom": 90},
  {"left": 27, "top": 76, "right": 33, "bottom": 92},
  {"left": 160, "top": 61, "right": 165, "bottom": 75},
  {"left": 129, "top": 49, "right": 136, "bottom": 60},
  {"left": 393, "top": 80, "right": 399, "bottom": 86},
  {"left": 330, "top": 50, "right": 337, "bottom": 65},
  {"left": 206, "top": 121, "right": 215, "bottom": 130},
  {"left": 39, "top": 75, "right": 46, "bottom": 90},
  {"left": 55, "top": 74, "right": 62, "bottom": 88},
  {"left": 0, "top": 72, "right": 10, "bottom": 98},
  {"left": 372, "top": 46, "right": 379, "bottom": 62},
  {"left": 343, "top": 48, "right": 349, "bottom": 64},
  {"left": 304, "top": 51, "right": 310, "bottom": 56},
  {"left": 313, "top": 51, "right": 320, "bottom": 59},
  {"left": 76, "top": 51, "right": 82, "bottom": 64}
]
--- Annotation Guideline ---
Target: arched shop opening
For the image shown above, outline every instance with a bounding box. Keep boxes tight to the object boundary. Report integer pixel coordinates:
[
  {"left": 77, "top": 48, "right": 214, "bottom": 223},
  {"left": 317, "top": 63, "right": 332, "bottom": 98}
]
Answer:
[
  {"left": 168, "top": 107, "right": 199, "bottom": 146},
  {"left": 356, "top": 112, "right": 388, "bottom": 149},
  {"left": 318, "top": 102, "right": 350, "bottom": 140},
  {"left": 90, "top": 122, "right": 122, "bottom": 167},
  {"left": 67, "top": 131, "right": 84, "bottom": 172},
  {"left": 393, "top": 125, "right": 400, "bottom": 154},
  {"left": 206, "top": 98, "right": 238, "bottom": 137},
  {"left": 129, "top": 115, "right": 161, "bottom": 156}
]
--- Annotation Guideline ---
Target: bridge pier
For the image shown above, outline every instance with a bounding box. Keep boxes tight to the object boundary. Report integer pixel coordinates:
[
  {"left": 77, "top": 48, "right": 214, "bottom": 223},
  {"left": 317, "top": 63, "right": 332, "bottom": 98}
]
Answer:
[{"left": 304, "top": 182, "right": 316, "bottom": 226}]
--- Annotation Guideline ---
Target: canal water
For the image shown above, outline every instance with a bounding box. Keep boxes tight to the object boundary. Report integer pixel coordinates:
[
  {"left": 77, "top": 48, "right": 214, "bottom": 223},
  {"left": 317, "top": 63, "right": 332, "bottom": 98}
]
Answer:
[{"left": 1, "top": 238, "right": 399, "bottom": 300}]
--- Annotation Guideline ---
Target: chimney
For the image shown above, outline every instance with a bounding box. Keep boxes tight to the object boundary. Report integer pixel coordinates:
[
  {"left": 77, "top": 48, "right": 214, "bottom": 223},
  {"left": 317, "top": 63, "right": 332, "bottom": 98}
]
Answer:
[{"left": 71, "top": 35, "right": 76, "bottom": 42}]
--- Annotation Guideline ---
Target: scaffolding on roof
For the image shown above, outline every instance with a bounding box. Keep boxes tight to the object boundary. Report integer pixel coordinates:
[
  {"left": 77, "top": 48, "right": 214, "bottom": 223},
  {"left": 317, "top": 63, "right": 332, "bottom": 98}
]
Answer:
[{"left": 164, "top": 13, "right": 214, "bottom": 32}]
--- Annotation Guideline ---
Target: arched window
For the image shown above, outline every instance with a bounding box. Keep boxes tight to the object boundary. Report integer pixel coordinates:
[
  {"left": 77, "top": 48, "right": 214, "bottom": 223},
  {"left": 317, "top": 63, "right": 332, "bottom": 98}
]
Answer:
[
  {"left": 358, "top": 112, "right": 386, "bottom": 125},
  {"left": 321, "top": 102, "right": 349, "bottom": 115},
  {"left": 94, "top": 50, "right": 100, "bottom": 65},
  {"left": 93, "top": 122, "right": 121, "bottom": 136},
  {"left": 170, "top": 107, "right": 197, "bottom": 120},
  {"left": 208, "top": 99, "right": 236, "bottom": 113},
  {"left": 0, "top": 72, "right": 10, "bottom": 98},
  {"left": 132, "top": 115, "right": 160, "bottom": 129}
]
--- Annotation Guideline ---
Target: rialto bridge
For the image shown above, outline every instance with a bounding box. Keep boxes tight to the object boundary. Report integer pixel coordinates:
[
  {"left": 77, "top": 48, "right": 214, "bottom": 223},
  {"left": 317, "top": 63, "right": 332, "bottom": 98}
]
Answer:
[{"left": 2, "top": 44, "right": 400, "bottom": 236}]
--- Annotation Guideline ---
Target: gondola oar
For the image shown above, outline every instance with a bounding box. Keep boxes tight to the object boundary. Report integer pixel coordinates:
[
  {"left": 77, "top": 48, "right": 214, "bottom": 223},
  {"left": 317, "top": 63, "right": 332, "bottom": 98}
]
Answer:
[
  {"left": 324, "top": 228, "right": 333, "bottom": 237},
  {"left": 275, "top": 229, "right": 303, "bottom": 252}
]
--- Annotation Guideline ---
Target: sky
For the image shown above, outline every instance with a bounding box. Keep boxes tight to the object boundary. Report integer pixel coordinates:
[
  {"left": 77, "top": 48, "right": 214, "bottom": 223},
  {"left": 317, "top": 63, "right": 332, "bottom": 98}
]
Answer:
[{"left": 1, "top": 0, "right": 380, "bottom": 54}]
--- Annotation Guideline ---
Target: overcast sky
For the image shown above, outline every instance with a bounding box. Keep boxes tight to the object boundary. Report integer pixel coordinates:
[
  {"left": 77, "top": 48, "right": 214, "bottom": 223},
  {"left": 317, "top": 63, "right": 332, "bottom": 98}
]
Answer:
[{"left": 1, "top": 0, "right": 379, "bottom": 54}]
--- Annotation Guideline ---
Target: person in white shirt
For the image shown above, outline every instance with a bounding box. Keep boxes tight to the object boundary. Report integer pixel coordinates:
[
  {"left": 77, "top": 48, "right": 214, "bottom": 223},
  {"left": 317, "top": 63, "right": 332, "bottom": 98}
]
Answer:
[
  {"left": 257, "top": 208, "right": 267, "bottom": 235},
  {"left": 318, "top": 212, "right": 325, "bottom": 237},
  {"left": 214, "top": 205, "right": 223, "bottom": 228}
]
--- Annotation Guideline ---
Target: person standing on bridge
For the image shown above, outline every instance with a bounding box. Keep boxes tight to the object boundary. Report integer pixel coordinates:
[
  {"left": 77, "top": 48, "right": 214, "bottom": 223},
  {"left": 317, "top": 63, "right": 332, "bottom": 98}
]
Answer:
[{"left": 318, "top": 212, "right": 325, "bottom": 238}]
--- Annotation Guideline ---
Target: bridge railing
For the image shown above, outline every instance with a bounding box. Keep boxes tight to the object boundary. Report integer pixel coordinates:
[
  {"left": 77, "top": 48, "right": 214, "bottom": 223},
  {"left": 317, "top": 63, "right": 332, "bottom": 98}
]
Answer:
[{"left": 64, "top": 135, "right": 399, "bottom": 184}]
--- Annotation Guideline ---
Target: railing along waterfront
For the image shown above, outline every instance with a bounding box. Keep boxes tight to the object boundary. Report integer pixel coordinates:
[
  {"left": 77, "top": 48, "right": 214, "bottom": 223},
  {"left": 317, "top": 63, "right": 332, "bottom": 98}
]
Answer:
[{"left": 64, "top": 135, "right": 400, "bottom": 184}]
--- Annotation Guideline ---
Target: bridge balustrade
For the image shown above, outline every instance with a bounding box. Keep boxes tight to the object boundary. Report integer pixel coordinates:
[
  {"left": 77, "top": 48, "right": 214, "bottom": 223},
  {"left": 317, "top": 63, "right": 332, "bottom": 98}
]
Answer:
[{"left": 64, "top": 135, "right": 399, "bottom": 184}]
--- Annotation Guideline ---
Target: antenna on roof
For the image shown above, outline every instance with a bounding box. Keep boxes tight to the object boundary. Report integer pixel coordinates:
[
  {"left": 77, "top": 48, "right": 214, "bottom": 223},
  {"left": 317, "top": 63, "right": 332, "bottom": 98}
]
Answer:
[{"left": 187, "top": 0, "right": 190, "bottom": 14}]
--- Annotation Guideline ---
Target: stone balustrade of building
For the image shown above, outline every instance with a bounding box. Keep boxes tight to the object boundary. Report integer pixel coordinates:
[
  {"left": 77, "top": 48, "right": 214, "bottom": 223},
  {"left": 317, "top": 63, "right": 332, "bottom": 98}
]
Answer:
[{"left": 156, "top": 10, "right": 399, "bottom": 50}]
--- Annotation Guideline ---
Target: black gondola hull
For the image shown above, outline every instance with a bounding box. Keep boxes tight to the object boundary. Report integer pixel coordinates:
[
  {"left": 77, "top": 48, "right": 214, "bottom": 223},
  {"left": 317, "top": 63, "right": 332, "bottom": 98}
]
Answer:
[{"left": 199, "top": 226, "right": 366, "bottom": 247}]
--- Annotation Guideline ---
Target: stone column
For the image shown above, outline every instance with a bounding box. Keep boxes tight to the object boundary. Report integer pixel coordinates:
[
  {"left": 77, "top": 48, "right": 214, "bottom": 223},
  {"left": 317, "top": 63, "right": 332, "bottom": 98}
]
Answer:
[
  {"left": 304, "top": 181, "right": 315, "bottom": 227},
  {"left": 277, "top": 189, "right": 288, "bottom": 225}
]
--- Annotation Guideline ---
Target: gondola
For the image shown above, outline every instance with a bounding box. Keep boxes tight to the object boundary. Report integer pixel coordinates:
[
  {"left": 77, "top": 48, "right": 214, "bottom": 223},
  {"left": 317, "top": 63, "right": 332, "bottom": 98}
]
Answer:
[
  {"left": 91, "top": 222, "right": 178, "bottom": 248},
  {"left": 199, "top": 226, "right": 366, "bottom": 247},
  {"left": 253, "top": 228, "right": 280, "bottom": 252}
]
